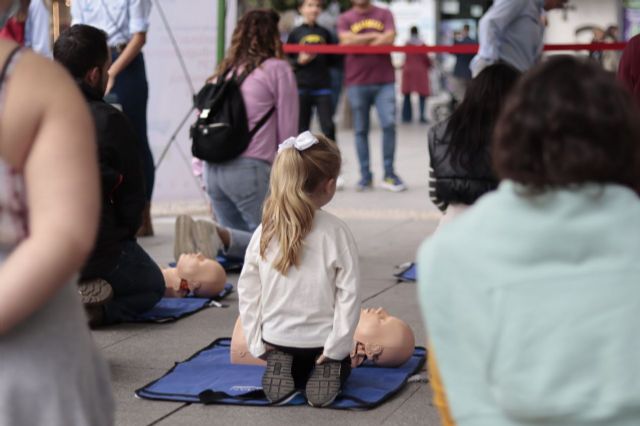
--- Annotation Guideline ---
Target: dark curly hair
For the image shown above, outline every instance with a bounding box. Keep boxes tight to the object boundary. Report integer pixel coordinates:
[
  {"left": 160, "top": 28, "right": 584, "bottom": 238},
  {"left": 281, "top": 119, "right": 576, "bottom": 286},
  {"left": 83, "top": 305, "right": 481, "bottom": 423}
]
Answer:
[
  {"left": 213, "top": 9, "right": 282, "bottom": 79},
  {"left": 493, "top": 56, "right": 640, "bottom": 194},
  {"left": 444, "top": 63, "right": 520, "bottom": 172}
]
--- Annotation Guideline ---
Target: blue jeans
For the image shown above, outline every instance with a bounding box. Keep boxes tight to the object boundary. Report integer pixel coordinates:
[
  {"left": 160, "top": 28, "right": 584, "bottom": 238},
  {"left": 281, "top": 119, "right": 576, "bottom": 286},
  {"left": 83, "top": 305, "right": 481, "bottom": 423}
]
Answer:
[
  {"left": 330, "top": 67, "right": 343, "bottom": 115},
  {"left": 205, "top": 157, "right": 271, "bottom": 259},
  {"left": 347, "top": 83, "right": 397, "bottom": 180},
  {"left": 111, "top": 52, "right": 154, "bottom": 201},
  {"left": 102, "top": 240, "right": 165, "bottom": 324}
]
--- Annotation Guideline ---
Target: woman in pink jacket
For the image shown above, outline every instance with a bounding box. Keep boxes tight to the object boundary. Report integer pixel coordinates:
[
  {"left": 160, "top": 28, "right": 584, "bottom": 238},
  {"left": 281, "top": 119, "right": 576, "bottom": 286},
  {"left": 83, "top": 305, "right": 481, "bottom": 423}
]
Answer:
[{"left": 178, "top": 9, "right": 299, "bottom": 263}]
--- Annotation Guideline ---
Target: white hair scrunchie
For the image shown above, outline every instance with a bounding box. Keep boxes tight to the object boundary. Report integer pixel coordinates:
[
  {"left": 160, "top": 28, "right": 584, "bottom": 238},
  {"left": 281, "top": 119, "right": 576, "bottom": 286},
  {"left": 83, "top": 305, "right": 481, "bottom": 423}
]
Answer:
[{"left": 278, "top": 131, "right": 319, "bottom": 153}]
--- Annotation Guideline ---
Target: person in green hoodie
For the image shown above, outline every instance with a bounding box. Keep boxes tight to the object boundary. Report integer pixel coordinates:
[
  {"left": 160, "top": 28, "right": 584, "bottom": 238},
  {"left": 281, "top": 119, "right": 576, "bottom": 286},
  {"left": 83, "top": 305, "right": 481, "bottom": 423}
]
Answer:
[{"left": 418, "top": 56, "right": 640, "bottom": 426}]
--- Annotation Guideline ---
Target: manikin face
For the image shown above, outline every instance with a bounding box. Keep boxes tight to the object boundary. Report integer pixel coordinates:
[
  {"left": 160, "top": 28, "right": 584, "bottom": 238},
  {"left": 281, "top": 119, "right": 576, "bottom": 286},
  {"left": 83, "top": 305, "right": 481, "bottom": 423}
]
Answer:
[
  {"left": 300, "top": 0, "right": 322, "bottom": 24},
  {"left": 351, "top": 307, "right": 415, "bottom": 368},
  {"left": 175, "top": 253, "right": 227, "bottom": 298},
  {"left": 162, "top": 267, "right": 188, "bottom": 298}
]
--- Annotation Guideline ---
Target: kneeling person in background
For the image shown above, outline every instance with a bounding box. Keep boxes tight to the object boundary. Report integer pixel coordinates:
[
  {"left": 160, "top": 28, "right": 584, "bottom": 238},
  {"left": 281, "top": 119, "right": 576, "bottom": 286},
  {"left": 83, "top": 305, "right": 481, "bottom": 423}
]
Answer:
[{"left": 54, "top": 24, "right": 165, "bottom": 327}]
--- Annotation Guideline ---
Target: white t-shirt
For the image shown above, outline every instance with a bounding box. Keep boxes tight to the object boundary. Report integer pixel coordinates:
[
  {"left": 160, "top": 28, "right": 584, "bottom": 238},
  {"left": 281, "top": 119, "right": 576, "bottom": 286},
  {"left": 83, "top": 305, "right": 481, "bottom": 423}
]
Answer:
[{"left": 238, "top": 209, "right": 361, "bottom": 360}]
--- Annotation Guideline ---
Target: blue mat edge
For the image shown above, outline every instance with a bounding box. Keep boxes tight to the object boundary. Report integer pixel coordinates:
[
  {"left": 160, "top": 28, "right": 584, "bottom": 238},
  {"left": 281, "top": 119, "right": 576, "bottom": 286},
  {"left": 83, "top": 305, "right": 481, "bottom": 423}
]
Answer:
[
  {"left": 394, "top": 262, "right": 416, "bottom": 282},
  {"left": 134, "top": 337, "right": 427, "bottom": 410},
  {"left": 132, "top": 283, "right": 234, "bottom": 324}
]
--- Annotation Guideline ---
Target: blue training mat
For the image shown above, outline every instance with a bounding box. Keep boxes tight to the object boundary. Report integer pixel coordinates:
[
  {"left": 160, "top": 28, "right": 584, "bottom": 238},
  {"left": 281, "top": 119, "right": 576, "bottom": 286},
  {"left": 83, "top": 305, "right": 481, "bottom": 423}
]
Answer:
[
  {"left": 394, "top": 262, "right": 416, "bottom": 282},
  {"left": 133, "top": 283, "right": 234, "bottom": 323},
  {"left": 135, "top": 338, "right": 427, "bottom": 410}
]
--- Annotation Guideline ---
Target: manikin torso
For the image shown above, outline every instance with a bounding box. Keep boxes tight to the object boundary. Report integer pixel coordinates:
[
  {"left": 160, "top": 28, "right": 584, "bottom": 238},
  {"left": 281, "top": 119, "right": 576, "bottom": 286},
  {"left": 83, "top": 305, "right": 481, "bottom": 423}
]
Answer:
[
  {"left": 162, "top": 253, "right": 227, "bottom": 298},
  {"left": 351, "top": 307, "right": 415, "bottom": 367}
]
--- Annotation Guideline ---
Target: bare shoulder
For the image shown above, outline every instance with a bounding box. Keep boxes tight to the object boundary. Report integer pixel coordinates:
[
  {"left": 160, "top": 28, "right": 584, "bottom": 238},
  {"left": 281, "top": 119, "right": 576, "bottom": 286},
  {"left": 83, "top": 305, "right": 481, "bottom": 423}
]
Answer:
[{"left": 0, "top": 47, "right": 89, "bottom": 168}]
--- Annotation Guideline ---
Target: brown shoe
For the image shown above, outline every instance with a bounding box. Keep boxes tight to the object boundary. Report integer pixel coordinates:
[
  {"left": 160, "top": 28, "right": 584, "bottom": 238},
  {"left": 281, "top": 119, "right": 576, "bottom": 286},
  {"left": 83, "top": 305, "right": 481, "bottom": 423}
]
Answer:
[
  {"left": 78, "top": 278, "right": 113, "bottom": 307},
  {"left": 174, "top": 214, "right": 197, "bottom": 261},
  {"left": 136, "top": 202, "right": 154, "bottom": 237}
]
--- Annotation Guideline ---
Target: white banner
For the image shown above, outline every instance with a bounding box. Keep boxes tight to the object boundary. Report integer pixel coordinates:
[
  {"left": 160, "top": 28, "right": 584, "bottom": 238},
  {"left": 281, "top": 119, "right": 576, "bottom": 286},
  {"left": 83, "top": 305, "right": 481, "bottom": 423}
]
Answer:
[{"left": 145, "top": 0, "right": 218, "bottom": 204}]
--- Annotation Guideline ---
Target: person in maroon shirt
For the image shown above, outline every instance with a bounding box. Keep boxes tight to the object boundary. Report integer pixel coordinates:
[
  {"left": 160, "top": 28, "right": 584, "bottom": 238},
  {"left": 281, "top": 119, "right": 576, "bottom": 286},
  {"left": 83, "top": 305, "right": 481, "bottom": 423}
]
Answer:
[{"left": 338, "top": 0, "right": 405, "bottom": 192}]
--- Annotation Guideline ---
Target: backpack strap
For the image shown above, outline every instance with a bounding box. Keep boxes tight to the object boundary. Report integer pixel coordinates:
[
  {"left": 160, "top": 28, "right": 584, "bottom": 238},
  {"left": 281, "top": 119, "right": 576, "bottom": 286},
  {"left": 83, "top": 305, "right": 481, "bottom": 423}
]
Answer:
[
  {"left": 0, "top": 46, "right": 22, "bottom": 94},
  {"left": 248, "top": 106, "right": 275, "bottom": 139}
]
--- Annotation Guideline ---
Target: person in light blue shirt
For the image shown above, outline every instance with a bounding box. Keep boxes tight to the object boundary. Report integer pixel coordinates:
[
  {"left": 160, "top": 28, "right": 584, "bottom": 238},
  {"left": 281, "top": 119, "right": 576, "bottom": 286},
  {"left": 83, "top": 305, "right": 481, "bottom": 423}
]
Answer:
[
  {"left": 71, "top": 0, "right": 155, "bottom": 236},
  {"left": 470, "top": 0, "right": 567, "bottom": 76},
  {"left": 24, "top": 0, "right": 52, "bottom": 57},
  {"left": 419, "top": 56, "right": 640, "bottom": 426}
]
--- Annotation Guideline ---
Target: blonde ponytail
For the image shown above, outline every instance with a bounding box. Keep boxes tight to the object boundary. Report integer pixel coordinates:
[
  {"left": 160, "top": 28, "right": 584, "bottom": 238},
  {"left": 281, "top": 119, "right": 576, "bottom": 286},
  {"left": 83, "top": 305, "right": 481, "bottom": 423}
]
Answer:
[{"left": 260, "top": 134, "right": 341, "bottom": 275}]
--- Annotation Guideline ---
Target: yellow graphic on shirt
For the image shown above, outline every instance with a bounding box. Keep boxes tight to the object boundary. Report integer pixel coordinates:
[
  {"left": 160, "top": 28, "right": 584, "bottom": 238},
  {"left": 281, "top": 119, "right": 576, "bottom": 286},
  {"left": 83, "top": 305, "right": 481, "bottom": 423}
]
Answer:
[
  {"left": 300, "top": 34, "right": 326, "bottom": 44},
  {"left": 350, "top": 19, "right": 385, "bottom": 34}
]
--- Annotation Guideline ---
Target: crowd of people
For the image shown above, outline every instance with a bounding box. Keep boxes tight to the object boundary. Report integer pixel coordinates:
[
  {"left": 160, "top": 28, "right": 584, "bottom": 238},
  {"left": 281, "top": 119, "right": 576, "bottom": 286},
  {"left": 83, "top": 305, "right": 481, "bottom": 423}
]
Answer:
[{"left": 1, "top": 0, "right": 640, "bottom": 424}]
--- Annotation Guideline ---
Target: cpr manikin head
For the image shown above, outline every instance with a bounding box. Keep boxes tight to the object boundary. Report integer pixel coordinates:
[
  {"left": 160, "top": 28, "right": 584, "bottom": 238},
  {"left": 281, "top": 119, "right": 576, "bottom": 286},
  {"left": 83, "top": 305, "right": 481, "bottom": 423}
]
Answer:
[
  {"left": 351, "top": 308, "right": 415, "bottom": 368},
  {"left": 162, "top": 267, "right": 187, "bottom": 298},
  {"left": 230, "top": 316, "right": 266, "bottom": 366},
  {"left": 175, "top": 253, "right": 227, "bottom": 298}
]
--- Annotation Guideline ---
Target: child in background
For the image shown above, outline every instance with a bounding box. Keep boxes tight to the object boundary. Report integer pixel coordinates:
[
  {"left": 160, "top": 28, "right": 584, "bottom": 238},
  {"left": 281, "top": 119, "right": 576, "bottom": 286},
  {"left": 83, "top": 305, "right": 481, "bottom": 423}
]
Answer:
[
  {"left": 287, "top": 0, "right": 337, "bottom": 148},
  {"left": 238, "top": 132, "right": 361, "bottom": 407}
]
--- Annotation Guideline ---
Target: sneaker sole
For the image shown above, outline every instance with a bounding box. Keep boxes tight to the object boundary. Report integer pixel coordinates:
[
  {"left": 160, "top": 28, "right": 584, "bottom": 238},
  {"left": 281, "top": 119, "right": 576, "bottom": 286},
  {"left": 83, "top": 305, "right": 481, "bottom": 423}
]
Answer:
[
  {"left": 174, "top": 215, "right": 197, "bottom": 260},
  {"left": 380, "top": 182, "right": 407, "bottom": 192},
  {"left": 305, "top": 361, "right": 342, "bottom": 408},
  {"left": 78, "top": 279, "right": 113, "bottom": 307},
  {"left": 194, "top": 220, "right": 221, "bottom": 260},
  {"left": 262, "top": 351, "right": 296, "bottom": 404}
]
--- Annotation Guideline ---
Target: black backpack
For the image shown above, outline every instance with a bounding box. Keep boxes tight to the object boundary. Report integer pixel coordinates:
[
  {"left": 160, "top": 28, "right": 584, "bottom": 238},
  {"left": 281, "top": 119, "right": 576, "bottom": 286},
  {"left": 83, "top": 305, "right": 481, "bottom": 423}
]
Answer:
[{"left": 190, "top": 68, "right": 275, "bottom": 163}]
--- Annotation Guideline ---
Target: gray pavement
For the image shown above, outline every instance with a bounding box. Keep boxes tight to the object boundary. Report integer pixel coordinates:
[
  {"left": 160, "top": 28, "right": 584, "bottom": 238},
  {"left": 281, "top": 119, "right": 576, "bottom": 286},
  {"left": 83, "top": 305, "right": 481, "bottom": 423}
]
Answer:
[{"left": 94, "top": 122, "right": 444, "bottom": 426}]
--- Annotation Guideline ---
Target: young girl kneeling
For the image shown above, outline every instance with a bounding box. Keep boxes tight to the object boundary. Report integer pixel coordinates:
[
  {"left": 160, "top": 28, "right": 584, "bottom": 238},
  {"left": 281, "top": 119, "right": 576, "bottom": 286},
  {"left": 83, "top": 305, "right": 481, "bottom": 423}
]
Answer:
[{"left": 238, "top": 132, "right": 361, "bottom": 407}]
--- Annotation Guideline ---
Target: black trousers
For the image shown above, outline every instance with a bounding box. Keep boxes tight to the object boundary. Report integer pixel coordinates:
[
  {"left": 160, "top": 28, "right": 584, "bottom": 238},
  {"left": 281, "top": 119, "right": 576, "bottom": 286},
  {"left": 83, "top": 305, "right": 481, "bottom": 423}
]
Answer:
[
  {"left": 298, "top": 92, "right": 336, "bottom": 143},
  {"left": 101, "top": 241, "right": 165, "bottom": 324},
  {"left": 265, "top": 340, "right": 351, "bottom": 390}
]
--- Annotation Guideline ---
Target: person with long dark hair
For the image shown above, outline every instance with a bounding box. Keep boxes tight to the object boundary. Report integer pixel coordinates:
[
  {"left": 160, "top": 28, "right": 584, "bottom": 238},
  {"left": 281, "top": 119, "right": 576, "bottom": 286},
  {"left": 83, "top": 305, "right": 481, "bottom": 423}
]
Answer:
[
  {"left": 420, "top": 56, "right": 640, "bottom": 426},
  {"left": 428, "top": 63, "right": 520, "bottom": 226},
  {"left": 175, "top": 9, "right": 298, "bottom": 263}
]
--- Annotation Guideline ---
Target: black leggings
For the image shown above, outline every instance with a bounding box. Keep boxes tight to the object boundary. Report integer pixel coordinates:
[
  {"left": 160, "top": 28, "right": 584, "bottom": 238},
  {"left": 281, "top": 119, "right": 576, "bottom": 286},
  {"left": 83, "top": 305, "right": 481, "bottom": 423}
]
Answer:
[{"left": 298, "top": 92, "right": 336, "bottom": 143}]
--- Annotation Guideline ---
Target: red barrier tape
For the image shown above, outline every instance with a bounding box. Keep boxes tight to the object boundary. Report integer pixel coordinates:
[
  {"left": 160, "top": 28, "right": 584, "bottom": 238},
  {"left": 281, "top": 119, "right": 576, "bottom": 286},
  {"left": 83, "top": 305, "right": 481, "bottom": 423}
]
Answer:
[{"left": 283, "top": 42, "right": 627, "bottom": 54}]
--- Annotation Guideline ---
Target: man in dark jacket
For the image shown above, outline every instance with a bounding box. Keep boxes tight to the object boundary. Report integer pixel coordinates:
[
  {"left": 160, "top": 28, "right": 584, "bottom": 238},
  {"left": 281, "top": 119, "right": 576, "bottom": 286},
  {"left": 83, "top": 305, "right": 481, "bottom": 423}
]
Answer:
[{"left": 54, "top": 24, "right": 164, "bottom": 326}]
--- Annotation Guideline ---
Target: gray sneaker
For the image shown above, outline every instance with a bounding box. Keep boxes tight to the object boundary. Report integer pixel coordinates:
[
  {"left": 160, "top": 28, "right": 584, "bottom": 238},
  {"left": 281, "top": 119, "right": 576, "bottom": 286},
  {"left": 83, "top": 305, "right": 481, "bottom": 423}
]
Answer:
[
  {"left": 305, "top": 360, "right": 343, "bottom": 407},
  {"left": 174, "top": 214, "right": 197, "bottom": 261},
  {"left": 194, "top": 220, "right": 224, "bottom": 260},
  {"left": 262, "top": 351, "right": 297, "bottom": 404}
]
